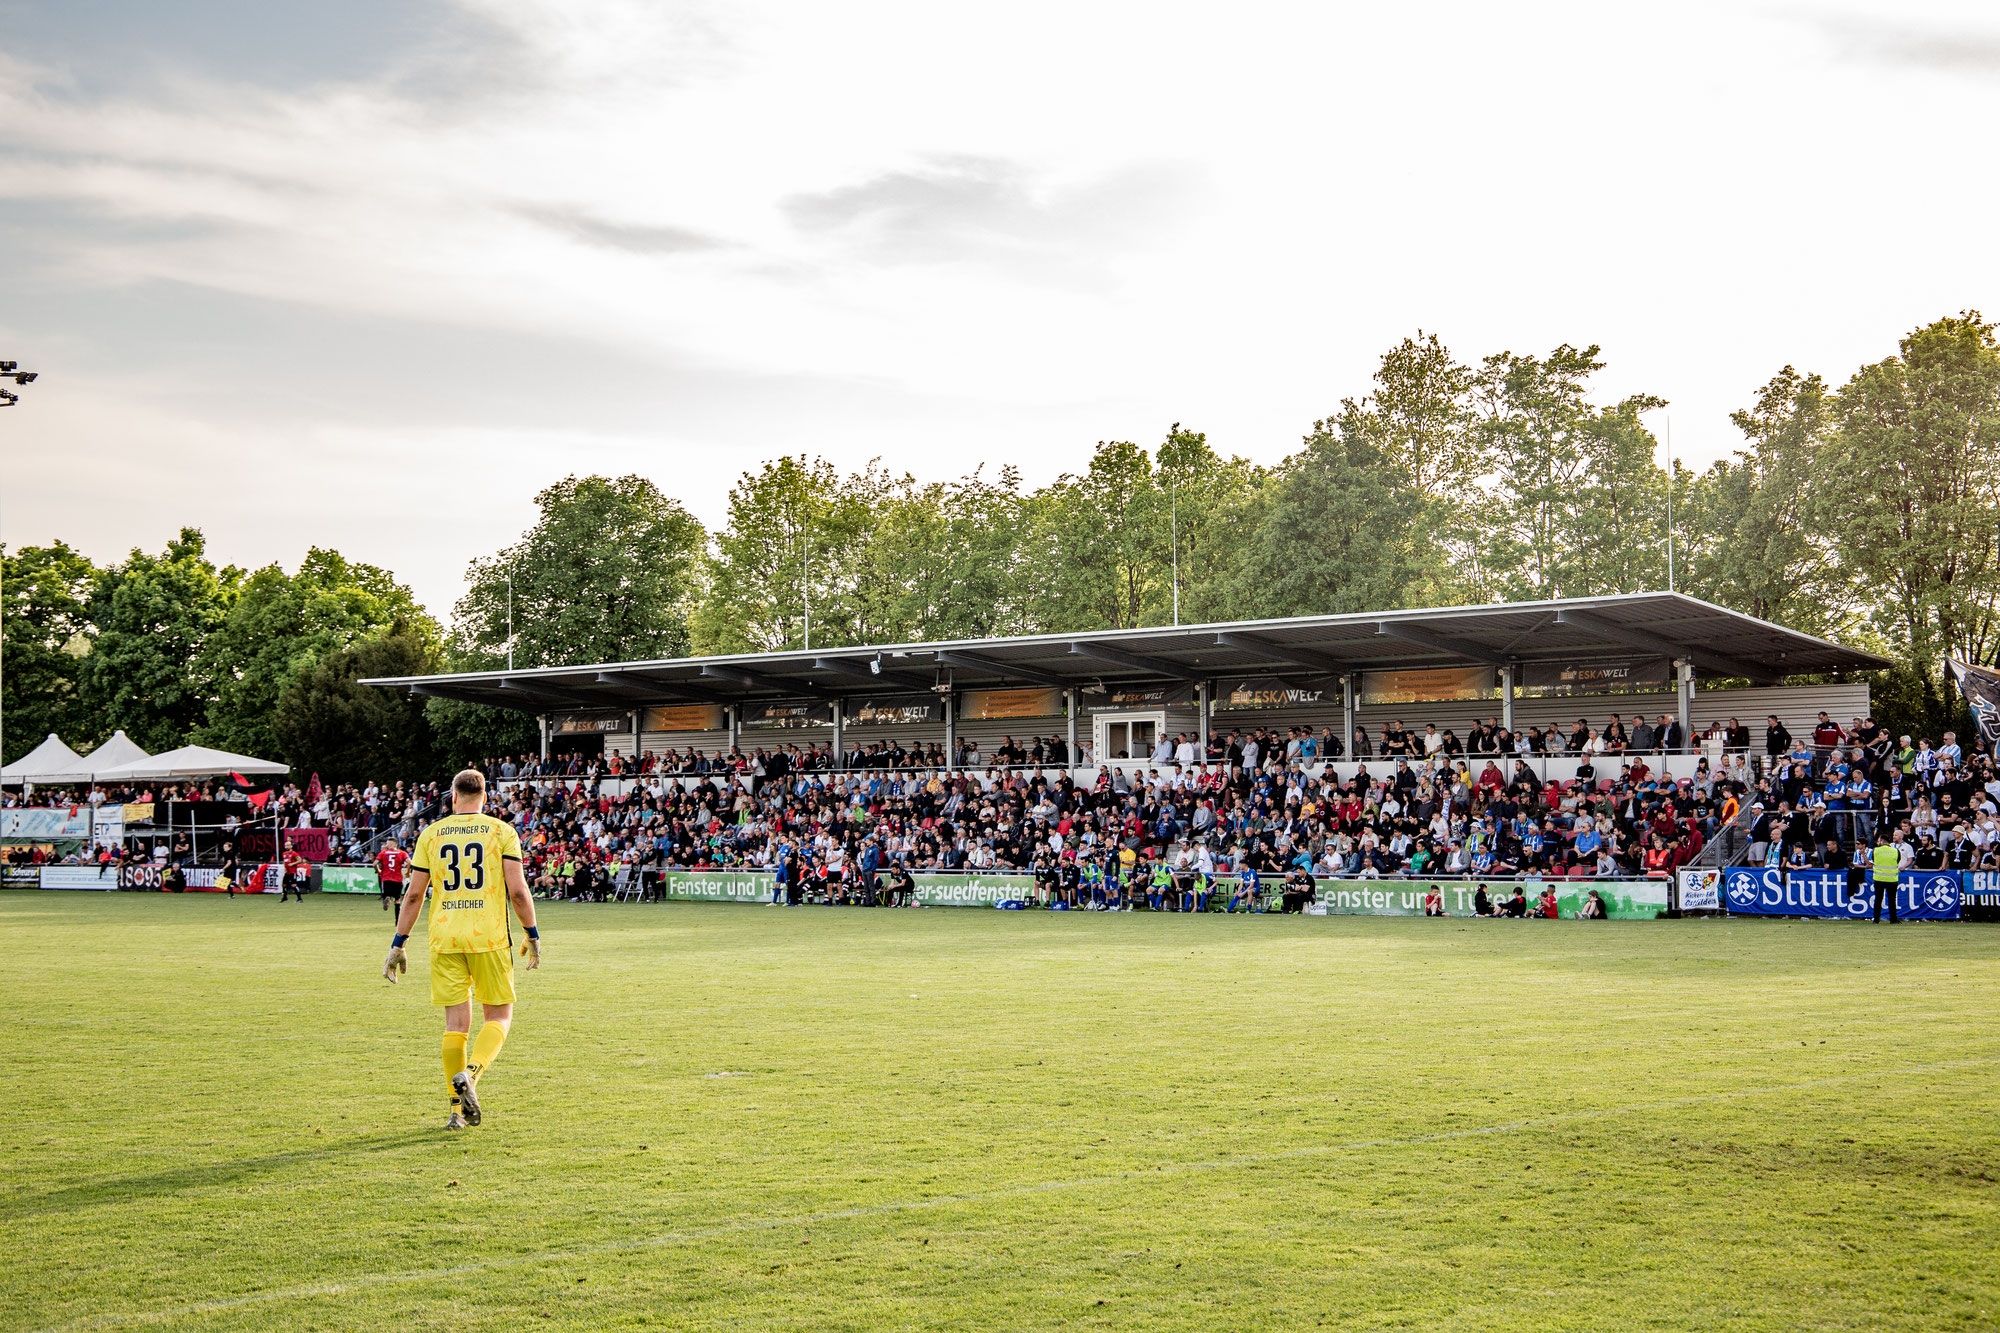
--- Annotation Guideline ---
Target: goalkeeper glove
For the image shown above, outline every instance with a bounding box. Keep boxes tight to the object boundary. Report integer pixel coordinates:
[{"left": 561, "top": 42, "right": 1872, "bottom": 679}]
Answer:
[
  {"left": 383, "top": 936, "right": 408, "bottom": 982},
  {"left": 521, "top": 928, "right": 541, "bottom": 970}
]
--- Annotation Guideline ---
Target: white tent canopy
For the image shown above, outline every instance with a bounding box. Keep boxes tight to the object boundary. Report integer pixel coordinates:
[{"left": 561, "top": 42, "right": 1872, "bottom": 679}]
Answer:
[
  {"left": 89, "top": 745, "right": 289, "bottom": 783},
  {"left": 38, "top": 731, "right": 153, "bottom": 785},
  {"left": 2, "top": 734, "right": 87, "bottom": 784}
]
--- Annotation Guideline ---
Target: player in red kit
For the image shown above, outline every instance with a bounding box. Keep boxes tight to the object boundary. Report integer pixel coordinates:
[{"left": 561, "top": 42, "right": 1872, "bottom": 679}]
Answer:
[{"left": 376, "top": 837, "right": 410, "bottom": 913}]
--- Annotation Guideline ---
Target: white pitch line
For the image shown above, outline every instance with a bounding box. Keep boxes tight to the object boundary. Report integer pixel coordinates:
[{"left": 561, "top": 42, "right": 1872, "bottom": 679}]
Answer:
[{"left": 30, "top": 1055, "right": 1996, "bottom": 1333}]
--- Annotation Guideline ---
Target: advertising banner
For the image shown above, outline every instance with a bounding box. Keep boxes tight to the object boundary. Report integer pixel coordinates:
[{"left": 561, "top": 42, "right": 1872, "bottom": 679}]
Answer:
[
  {"left": 1519, "top": 658, "right": 1673, "bottom": 696},
  {"left": 1082, "top": 683, "right": 1194, "bottom": 714},
  {"left": 1210, "top": 676, "right": 1337, "bottom": 712},
  {"left": 123, "top": 802, "right": 155, "bottom": 825},
  {"left": 3, "top": 865, "right": 42, "bottom": 888},
  {"left": 281, "top": 828, "right": 331, "bottom": 862},
  {"left": 320, "top": 866, "right": 381, "bottom": 895},
  {"left": 1678, "top": 868, "right": 1722, "bottom": 911},
  {"left": 1360, "top": 666, "right": 1495, "bottom": 705},
  {"left": 959, "top": 687, "right": 1063, "bottom": 720},
  {"left": 641, "top": 704, "right": 725, "bottom": 733},
  {"left": 912, "top": 873, "right": 1028, "bottom": 907},
  {"left": 1721, "top": 867, "right": 1960, "bottom": 920},
  {"left": 657, "top": 871, "right": 770, "bottom": 903},
  {"left": 654, "top": 870, "right": 1031, "bottom": 907},
  {"left": 553, "top": 713, "right": 631, "bottom": 735},
  {"left": 1, "top": 808, "right": 94, "bottom": 840},
  {"left": 1965, "top": 870, "right": 2000, "bottom": 922},
  {"left": 1948, "top": 658, "right": 2000, "bottom": 754},
  {"left": 1401, "top": 878, "right": 1666, "bottom": 919},
  {"left": 846, "top": 694, "right": 942, "bottom": 727},
  {"left": 41, "top": 866, "right": 116, "bottom": 890},
  {"left": 741, "top": 700, "right": 835, "bottom": 730}
]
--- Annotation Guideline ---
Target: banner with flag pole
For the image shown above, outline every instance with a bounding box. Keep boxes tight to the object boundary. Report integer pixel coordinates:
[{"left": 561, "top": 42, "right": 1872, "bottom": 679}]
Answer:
[{"left": 1949, "top": 659, "right": 2000, "bottom": 755}]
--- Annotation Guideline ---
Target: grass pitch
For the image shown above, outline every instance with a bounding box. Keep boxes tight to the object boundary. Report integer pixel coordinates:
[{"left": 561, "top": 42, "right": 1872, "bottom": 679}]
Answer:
[{"left": 4, "top": 894, "right": 1998, "bottom": 1332}]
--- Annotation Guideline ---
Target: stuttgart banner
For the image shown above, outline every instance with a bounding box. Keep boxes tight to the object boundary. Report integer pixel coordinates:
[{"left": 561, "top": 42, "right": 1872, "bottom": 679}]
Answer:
[{"left": 1721, "top": 867, "right": 1960, "bottom": 920}]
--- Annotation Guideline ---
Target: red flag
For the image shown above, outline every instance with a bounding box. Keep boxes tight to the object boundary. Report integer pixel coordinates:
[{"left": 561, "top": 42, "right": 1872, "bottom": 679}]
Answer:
[
  {"left": 246, "top": 790, "right": 271, "bottom": 810},
  {"left": 305, "top": 773, "right": 323, "bottom": 807}
]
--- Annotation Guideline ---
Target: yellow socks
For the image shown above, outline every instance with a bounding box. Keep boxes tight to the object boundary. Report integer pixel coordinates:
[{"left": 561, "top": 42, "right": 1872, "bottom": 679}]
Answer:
[
  {"left": 443, "top": 1031, "right": 468, "bottom": 1105},
  {"left": 467, "top": 1019, "right": 509, "bottom": 1083}
]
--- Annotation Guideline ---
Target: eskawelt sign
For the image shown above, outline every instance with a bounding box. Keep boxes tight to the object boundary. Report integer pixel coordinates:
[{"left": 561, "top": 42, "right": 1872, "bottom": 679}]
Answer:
[
  {"left": 1210, "top": 676, "right": 1338, "bottom": 712},
  {"left": 846, "top": 694, "right": 940, "bottom": 727},
  {"left": 1722, "top": 867, "right": 1960, "bottom": 920},
  {"left": 553, "top": 713, "right": 630, "bottom": 735},
  {"left": 1082, "top": 683, "right": 1194, "bottom": 714},
  {"left": 741, "top": 700, "right": 834, "bottom": 730},
  {"left": 1518, "top": 658, "right": 1672, "bottom": 696}
]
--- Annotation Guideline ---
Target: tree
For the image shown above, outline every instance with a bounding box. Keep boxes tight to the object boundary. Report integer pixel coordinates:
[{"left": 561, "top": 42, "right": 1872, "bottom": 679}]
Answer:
[
  {"left": 80, "top": 529, "right": 238, "bottom": 754},
  {"left": 1329, "top": 335, "right": 1490, "bottom": 602},
  {"left": 1681, "top": 367, "right": 1846, "bottom": 633},
  {"left": 691, "top": 455, "right": 860, "bottom": 654},
  {"left": 199, "top": 549, "right": 432, "bottom": 760},
  {"left": 271, "top": 623, "right": 441, "bottom": 786},
  {"left": 1222, "top": 419, "right": 1423, "bottom": 619},
  {"left": 1154, "top": 426, "right": 1267, "bottom": 625},
  {"left": 424, "top": 693, "right": 540, "bottom": 771},
  {"left": 457, "top": 475, "right": 706, "bottom": 667},
  {"left": 1815, "top": 312, "right": 2000, "bottom": 728},
  {"left": 847, "top": 466, "right": 1033, "bottom": 643},
  {"left": 1026, "top": 440, "right": 1168, "bottom": 630},
  {"left": 1475, "top": 345, "right": 1668, "bottom": 599},
  {"left": 2, "top": 543, "right": 98, "bottom": 762}
]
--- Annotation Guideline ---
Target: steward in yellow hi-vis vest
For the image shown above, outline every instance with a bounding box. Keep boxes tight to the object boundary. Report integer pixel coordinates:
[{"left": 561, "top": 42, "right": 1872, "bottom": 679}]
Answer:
[
  {"left": 381, "top": 769, "right": 542, "bottom": 1130},
  {"left": 1868, "top": 837, "right": 1901, "bottom": 925}
]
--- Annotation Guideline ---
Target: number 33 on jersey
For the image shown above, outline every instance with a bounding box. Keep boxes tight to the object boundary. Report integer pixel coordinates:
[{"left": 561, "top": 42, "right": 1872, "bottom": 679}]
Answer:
[{"left": 411, "top": 812, "right": 523, "bottom": 954}]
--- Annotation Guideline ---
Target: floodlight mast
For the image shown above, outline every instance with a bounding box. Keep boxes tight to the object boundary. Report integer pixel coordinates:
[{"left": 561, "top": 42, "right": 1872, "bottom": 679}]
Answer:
[{"left": 0, "top": 360, "right": 42, "bottom": 763}]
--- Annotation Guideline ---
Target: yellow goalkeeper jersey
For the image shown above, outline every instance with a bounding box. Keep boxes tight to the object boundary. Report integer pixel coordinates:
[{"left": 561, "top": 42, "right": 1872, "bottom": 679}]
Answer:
[{"left": 411, "top": 811, "right": 522, "bottom": 954}]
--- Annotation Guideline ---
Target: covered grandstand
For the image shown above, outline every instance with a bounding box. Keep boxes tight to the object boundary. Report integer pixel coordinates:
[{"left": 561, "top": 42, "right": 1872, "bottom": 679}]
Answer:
[{"left": 364, "top": 592, "right": 1889, "bottom": 772}]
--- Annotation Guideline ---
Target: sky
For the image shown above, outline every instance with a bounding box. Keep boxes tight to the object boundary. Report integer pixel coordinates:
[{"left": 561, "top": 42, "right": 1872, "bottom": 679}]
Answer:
[{"left": 3, "top": 0, "right": 1998, "bottom": 620}]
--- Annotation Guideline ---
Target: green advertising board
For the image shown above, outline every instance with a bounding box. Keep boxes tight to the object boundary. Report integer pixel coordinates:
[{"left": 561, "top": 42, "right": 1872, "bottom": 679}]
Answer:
[
  {"left": 649, "top": 871, "right": 1661, "bottom": 916},
  {"left": 320, "top": 865, "right": 381, "bottom": 895},
  {"left": 1422, "top": 878, "right": 1666, "bottom": 919},
  {"left": 654, "top": 871, "right": 1034, "bottom": 907},
  {"left": 657, "top": 871, "right": 768, "bottom": 903}
]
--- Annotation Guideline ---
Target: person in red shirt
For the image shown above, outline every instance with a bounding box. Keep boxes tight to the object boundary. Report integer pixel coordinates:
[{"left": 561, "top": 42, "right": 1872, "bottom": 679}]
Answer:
[
  {"left": 376, "top": 837, "right": 410, "bottom": 913},
  {"left": 1537, "top": 886, "right": 1561, "bottom": 919},
  {"left": 281, "top": 846, "right": 311, "bottom": 902}
]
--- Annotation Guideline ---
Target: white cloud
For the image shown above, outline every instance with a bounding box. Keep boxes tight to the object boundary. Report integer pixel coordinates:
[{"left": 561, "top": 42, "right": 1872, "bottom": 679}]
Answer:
[{"left": 3, "top": 0, "right": 1999, "bottom": 617}]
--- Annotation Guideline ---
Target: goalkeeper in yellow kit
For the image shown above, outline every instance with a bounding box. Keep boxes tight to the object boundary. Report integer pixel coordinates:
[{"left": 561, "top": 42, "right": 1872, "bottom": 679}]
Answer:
[{"left": 381, "top": 769, "right": 542, "bottom": 1129}]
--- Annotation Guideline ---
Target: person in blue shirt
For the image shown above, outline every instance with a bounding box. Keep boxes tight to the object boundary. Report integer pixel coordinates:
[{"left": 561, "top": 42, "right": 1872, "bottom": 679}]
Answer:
[
  {"left": 771, "top": 839, "right": 793, "bottom": 906},
  {"left": 858, "top": 837, "right": 883, "bottom": 905},
  {"left": 1847, "top": 772, "right": 1874, "bottom": 844},
  {"left": 1229, "top": 860, "right": 1261, "bottom": 912}
]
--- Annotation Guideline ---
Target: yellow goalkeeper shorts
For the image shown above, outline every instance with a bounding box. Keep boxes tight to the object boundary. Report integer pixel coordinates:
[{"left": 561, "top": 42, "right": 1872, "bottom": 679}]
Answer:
[{"left": 429, "top": 948, "right": 517, "bottom": 1007}]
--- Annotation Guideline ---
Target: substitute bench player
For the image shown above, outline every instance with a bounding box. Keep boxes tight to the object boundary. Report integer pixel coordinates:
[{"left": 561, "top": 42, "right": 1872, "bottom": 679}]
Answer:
[{"left": 381, "top": 770, "right": 542, "bottom": 1129}]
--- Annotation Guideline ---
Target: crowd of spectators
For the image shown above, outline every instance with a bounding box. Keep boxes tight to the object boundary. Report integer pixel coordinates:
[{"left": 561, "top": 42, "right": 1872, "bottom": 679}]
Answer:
[
  {"left": 1742, "top": 720, "right": 1999, "bottom": 872},
  {"left": 8, "top": 712, "right": 1994, "bottom": 902}
]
